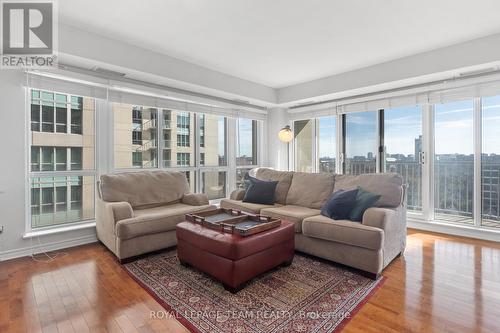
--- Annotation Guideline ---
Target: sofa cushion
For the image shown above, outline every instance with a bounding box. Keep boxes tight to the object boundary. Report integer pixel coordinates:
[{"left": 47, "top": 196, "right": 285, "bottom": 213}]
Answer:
[
  {"left": 333, "top": 173, "right": 403, "bottom": 208},
  {"left": 100, "top": 171, "right": 189, "bottom": 208},
  {"left": 116, "top": 203, "right": 215, "bottom": 240},
  {"left": 285, "top": 172, "right": 335, "bottom": 209},
  {"left": 220, "top": 199, "right": 281, "bottom": 214},
  {"left": 302, "top": 215, "right": 384, "bottom": 251},
  {"left": 255, "top": 168, "right": 294, "bottom": 205},
  {"left": 261, "top": 205, "right": 321, "bottom": 233},
  {"left": 243, "top": 176, "right": 278, "bottom": 205},
  {"left": 321, "top": 188, "right": 359, "bottom": 220}
]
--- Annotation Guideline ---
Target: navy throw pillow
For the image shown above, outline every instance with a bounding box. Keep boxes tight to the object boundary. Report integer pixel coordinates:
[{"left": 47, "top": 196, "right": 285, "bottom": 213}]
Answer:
[
  {"left": 320, "top": 188, "right": 359, "bottom": 220},
  {"left": 242, "top": 176, "right": 278, "bottom": 205},
  {"left": 349, "top": 187, "right": 382, "bottom": 222}
]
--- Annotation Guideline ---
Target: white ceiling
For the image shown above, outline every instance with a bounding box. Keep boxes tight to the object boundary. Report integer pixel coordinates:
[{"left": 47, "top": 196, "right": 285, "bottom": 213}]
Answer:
[{"left": 60, "top": 0, "right": 500, "bottom": 89}]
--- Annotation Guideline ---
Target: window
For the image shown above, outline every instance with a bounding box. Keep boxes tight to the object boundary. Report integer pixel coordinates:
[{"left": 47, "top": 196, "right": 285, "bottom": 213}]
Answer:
[
  {"left": 434, "top": 100, "right": 474, "bottom": 225},
  {"left": 29, "top": 90, "right": 95, "bottom": 229},
  {"left": 177, "top": 153, "right": 190, "bottom": 166},
  {"left": 70, "top": 148, "right": 82, "bottom": 170},
  {"left": 344, "top": 112, "right": 377, "bottom": 175},
  {"left": 237, "top": 118, "right": 257, "bottom": 166},
  {"left": 202, "top": 171, "right": 227, "bottom": 200},
  {"left": 318, "top": 116, "right": 336, "bottom": 173},
  {"left": 31, "top": 91, "right": 83, "bottom": 135},
  {"left": 177, "top": 112, "right": 190, "bottom": 147},
  {"left": 71, "top": 96, "right": 83, "bottom": 134},
  {"left": 199, "top": 114, "right": 227, "bottom": 167},
  {"left": 55, "top": 147, "right": 67, "bottom": 171},
  {"left": 481, "top": 96, "right": 500, "bottom": 228},
  {"left": 384, "top": 106, "right": 423, "bottom": 212},
  {"left": 113, "top": 103, "right": 158, "bottom": 169},
  {"left": 294, "top": 119, "right": 313, "bottom": 172}
]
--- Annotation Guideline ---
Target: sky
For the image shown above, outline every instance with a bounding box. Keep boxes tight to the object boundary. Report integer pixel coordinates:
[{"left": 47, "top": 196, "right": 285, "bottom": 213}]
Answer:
[{"left": 237, "top": 118, "right": 253, "bottom": 157}]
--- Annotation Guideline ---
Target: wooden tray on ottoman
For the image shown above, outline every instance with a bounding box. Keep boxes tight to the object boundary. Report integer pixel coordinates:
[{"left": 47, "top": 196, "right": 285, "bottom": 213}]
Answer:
[{"left": 185, "top": 208, "right": 281, "bottom": 236}]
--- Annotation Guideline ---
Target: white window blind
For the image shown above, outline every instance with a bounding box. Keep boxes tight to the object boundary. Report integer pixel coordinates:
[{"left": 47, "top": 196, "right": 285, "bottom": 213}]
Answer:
[{"left": 25, "top": 71, "right": 268, "bottom": 121}]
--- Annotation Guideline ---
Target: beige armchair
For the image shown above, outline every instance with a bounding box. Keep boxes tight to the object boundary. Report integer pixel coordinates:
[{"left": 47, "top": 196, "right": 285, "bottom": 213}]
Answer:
[{"left": 96, "top": 171, "right": 216, "bottom": 261}]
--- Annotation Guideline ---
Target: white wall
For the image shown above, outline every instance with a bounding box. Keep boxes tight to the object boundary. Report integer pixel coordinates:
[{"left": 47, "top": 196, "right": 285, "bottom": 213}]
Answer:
[{"left": 0, "top": 71, "right": 97, "bottom": 261}]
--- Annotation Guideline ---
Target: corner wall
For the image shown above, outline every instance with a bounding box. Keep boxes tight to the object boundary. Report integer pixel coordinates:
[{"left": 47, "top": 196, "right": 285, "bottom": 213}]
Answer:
[{"left": 265, "top": 108, "right": 290, "bottom": 170}]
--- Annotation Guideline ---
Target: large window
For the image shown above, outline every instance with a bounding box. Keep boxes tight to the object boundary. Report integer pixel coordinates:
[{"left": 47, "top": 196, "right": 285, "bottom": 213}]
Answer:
[
  {"left": 434, "top": 100, "right": 474, "bottom": 225},
  {"left": 344, "top": 111, "right": 377, "bottom": 175},
  {"left": 384, "top": 106, "right": 423, "bottom": 212},
  {"left": 29, "top": 90, "right": 95, "bottom": 229},
  {"left": 202, "top": 171, "right": 227, "bottom": 200}
]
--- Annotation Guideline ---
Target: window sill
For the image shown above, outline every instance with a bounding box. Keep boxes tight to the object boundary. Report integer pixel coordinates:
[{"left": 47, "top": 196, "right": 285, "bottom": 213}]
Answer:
[
  {"left": 23, "top": 221, "right": 96, "bottom": 239},
  {"left": 407, "top": 218, "right": 500, "bottom": 242}
]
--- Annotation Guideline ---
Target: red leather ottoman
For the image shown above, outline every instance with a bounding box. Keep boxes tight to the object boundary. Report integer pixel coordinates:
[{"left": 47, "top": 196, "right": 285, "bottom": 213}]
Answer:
[{"left": 176, "top": 220, "right": 294, "bottom": 293}]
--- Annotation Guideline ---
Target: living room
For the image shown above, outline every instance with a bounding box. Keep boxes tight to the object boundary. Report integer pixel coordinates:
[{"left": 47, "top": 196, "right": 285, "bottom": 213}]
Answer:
[{"left": 0, "top": 1, "right": 499, "bottom": 332}]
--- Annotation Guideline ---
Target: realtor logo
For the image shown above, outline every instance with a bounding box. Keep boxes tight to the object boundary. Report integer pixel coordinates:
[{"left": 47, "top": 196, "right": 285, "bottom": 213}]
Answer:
[{"left": 1, "top": 0, "right": 57, "bottom": 68}]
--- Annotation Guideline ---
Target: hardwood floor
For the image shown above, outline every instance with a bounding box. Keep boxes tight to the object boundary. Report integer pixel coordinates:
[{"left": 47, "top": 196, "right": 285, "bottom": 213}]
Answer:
[{"left": 0, "top": 229, "right": 499, "bottom": 333}]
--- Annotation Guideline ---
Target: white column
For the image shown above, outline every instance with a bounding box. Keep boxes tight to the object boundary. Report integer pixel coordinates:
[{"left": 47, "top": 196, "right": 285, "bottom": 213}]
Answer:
[{"left": 266, "top": 108, "right": 289, "bottom": 170}]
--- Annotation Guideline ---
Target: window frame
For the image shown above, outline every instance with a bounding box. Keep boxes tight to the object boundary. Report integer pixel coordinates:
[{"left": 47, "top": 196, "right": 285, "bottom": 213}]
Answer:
[{"left": 26, "top": 89, "right": 98, "bottom": 233}]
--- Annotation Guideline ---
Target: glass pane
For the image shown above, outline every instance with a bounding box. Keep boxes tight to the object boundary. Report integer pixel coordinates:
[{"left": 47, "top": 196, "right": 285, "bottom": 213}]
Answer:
[
  {"left": 31, "top": 94, "right": 95, "bottom": 171},
  {"left": 294, "top": 119, "right": 313, "bottom": 172},
  {"left": 31, "top": 147, "right": 40, "bottom": 172},
  {"left": 70, "top": 147, "right": 82, "bottom": 170},
  {"left": 481, "top": 96, "right": 500, "bottom": 228},
  {"left": 318, "top": 116, "right": 336, "bottom": 173},
  {"left": 202, "top": 171, "right": 226, "bottom": 200},
  {"left": 434, "top": 100, "right": 474, "bottom": 225},
  {"left": 237, "top": 119, "right": 257, "bottom": 166},
  {"left": 41, "top": 102, "right": 54, "bottom": 132},
  {"left": 30, "top": 176, "right": 95, "bottom": 228},
  {"left": 41, "top": 91, "right": 54, "bottom": 100},
  {"left": 200, "top": 114, "right": 226, "bottom": 166},
  {"left": 56, "top": 104, "right": 67, "bottom": 133},
  {"left": 113, "top": 103, "right": 159, "bottom": 168},
  {"left": 345, "top": 112, "right": 377, "bottom": 175},
  {"left": 31, "top": 104, "right": 40, "bottom": 131},
  {"left": 236, "top": 168, "right": 253, "bottom": 189},
  {"left": 41, "top": 147, "right": 54, "bottom": 171},
  {"left": 384, "top": 106, "right": 422, "bottom": 212},
  {"left": 55, "top": 147, "right": 67, "bottom": 171}
]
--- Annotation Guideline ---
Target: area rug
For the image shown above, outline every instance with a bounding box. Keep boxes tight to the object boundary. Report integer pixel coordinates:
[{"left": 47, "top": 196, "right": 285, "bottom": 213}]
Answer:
[{"left": 123, "top": 250, "right": 385, "bottom": 333}]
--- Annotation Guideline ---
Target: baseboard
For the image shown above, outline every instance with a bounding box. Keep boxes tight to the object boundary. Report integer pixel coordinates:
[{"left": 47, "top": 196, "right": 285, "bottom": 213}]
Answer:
[
  {"left": 0, "top": 234, "right": 98, "bottom": 262},
  {"left": 408, "top": 219, "right": 500, "bottom": 242}
]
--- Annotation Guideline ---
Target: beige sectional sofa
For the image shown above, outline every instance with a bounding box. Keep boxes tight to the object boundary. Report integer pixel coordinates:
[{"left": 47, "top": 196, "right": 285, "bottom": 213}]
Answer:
[
  {"left": 221, "top": 168, "right": 406, "bottom": 277},
  {"left": 96, "top": 171, "right": 216, "bottom": 261}
]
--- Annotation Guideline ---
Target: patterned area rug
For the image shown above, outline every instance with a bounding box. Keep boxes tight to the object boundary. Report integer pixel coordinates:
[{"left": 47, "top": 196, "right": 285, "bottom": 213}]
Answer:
[{"left": 123, "top": 250, "right": 385, "bottom": 333}]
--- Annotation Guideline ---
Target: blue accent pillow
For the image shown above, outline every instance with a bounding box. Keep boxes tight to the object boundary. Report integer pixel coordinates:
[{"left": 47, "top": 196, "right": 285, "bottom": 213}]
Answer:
[
  {"left": 320, "top": 188, "right": 359, "bottom": 220},
  {"left": 349, "top": 187, "right": 381, "bottom": 222},
  {"left": 242, "top": 176, "right": 278, "bottom": 205}
]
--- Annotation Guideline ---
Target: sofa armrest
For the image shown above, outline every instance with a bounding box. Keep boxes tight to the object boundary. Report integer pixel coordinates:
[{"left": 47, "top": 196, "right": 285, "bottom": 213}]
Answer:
[
  {"left": 97, "top": 199, "right": 134, "bottom": 224},
  {"left": 362, "top": 206, "right": 407, "bottom": 267},
  {"left": 182, "top": 193, "right": 209, "bottom": 206},
  {"left": 230, "top": 189, "right": 246, "bottom": 200},
  {"left": 95, "top": 199, "right": 134, "bottom": 253}
]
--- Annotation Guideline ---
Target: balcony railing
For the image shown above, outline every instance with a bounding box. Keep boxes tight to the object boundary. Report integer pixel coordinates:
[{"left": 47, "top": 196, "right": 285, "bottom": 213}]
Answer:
[{"left": 379, "top": 159, "right": 500, "bottom": 228}]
